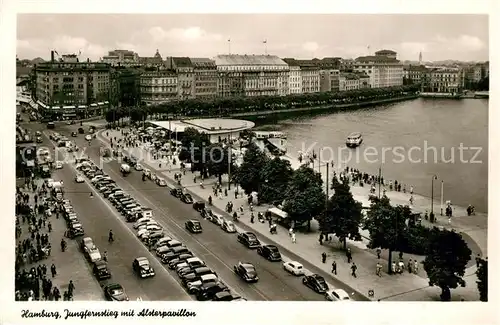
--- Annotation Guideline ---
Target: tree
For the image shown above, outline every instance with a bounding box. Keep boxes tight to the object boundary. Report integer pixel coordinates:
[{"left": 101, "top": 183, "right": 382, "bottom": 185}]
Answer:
[
  {"left": 204, "top": 143, "right": 233, "bottom": 184},
  {"left": 259, "top": 157, "right": 294, "bottom": 205},
  {"left": 178, "top": 127, "right": 210, "bottom": 174},
  {"left": 283, "top": 166, "right": 325, "bottom": 231},
  {"left": 476, "top": 257, "right": 488, "bottom": 302},
  {"left": 423, "top": 228, "right": 471, "bottom": 301},
  {"left": 363, "top": 195, "right": 409, "bottom": 273},
  {"left": 316, "top": 177, "right": 363, "bottom": 250},
  {"left": 233, "top": 143, "right": 269, "bottom": 195}
]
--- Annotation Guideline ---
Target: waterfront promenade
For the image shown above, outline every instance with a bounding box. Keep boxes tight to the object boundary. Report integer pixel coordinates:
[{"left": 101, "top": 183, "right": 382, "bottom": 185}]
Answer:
[{"left": 98, "top": 128, "right": 484, "bottom": 301}]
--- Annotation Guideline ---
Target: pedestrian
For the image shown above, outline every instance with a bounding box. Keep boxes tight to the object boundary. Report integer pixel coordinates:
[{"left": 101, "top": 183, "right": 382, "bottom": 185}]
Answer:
[
  {"left": 51, "top": 264, "right": 57, "bottom": 277},
  {"left": 103, "top": 251, "right": 108, "bottom": 262},
  {"left": 47, "top": 221, "right": 52, "bottom": 232},
  {"left": 476, "top": 254, "right": 481, "bottom": 268},
  {"left": 250, "top": 213, "right": 254, "bottom": 223},
  {"left": 288, "top": 227, "right": 293, "bottom": 237},
  {"left": 346, "top": 248, "right": 352, "bottom": 263},
  {"left": 376, "top": 262, "right": 382, "bottom": 277},
  {"left": 408, "top": 259, "right": 413, "bottom": 273},
  {"left": 413, "top": 260, "right": 419, "bottom": 273},
  {"left": 321, "top": 252, "right": 327, "bottom": 263},
  {"left": 391, "top": 261, "right": 396, "bottom": 274},
  {"left": 351, "top": 263, "right": 357, "bottom": 277},
  {"left": 68, "top": 280, "right": 75, "bottom": 298},
  {"left": 376, "top": 248, "right": 381, "bottom": 259},
  {"left": 291, "top": 233, "right": 296, "bottom": 244},
  {"left": 410, "top": 186, "right": 413, "bottom": 195},
  {"left": 331, "top": 261, "right": 337, "bottom": 275}
]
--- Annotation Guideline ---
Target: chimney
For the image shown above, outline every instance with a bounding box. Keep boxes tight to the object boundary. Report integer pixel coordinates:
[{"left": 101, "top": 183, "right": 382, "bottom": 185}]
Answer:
[
  {"left": 87, "top": 58, "right": 90, "bottom": 63},
  {"left": 51, "top": 50, "right": 54, "bottom": 62}
]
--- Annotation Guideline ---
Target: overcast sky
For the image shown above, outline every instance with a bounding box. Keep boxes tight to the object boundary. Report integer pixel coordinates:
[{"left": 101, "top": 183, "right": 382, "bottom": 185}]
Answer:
[{"left": 17, "top": 14, "right": 488, "bottom": 62}]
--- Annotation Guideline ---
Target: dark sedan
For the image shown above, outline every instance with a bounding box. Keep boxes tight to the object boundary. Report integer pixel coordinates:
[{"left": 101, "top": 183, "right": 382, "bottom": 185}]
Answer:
[
  {"left": 93, "top": 260, "right": 111, "bottom": 280},
  {"left": 193, "top": 201, "right": 205, "bottom": 212},
  {"left": 237, "top": 232, "right": 261, "bottom": 249},
  {"left": 196, "top": 282, "right": 229, "bottom": 301},
  {"left": 257, "top": 244, "right": 282, "bottom": 261},
  {"left": 185, "top": 220, "right": 202, "bottom": 233},
  {"left": 233, "top": 262, "right": 259, "bottom": 282},
  {"left": 302, "top": 274, "right": 329, "bottom": 294},
  {"left": 181, "top": 193, "right": 194, "bottom": 204},
  {"left": 103, "top": 283, "right": 129, "bottom": 301},
  {"left": 170, "top": 188, "right": 183, "bottom": 198}
]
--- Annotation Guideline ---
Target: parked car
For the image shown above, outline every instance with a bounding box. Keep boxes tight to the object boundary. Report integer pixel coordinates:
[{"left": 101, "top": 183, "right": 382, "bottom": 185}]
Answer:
[
  {"left": 93, "top": 260, "right": 111, "bottom": 280},
  {"left": 237, "top": 232, "right": 261, "bottom": 249},
  {"left": 193, "top": 201, "right": 205, "bottom": 212},
  {"left": 302, "top": 274, "right": 329, "bottom": 294},
  {"left": 132, "top": 257, "right": 155, "bottom": 278},
  {"left": 180, "top": 193, "right": 194, "bottom": 204},
  {"left": 221, "top": 220, "right": 237, "bottom": 233},
  {"left": 71, "top": 131, "right": 77, "bottom": 137},
  {"left": 103, "top": 283, "right": 129, "bottom": 301},
  {"left": 283, "top": 261, "right": 305, "bottom": 276},
  {"left": 170, "top": 188, "right": 183, "bottom": 198},
  {"left": 185, "top": 220, "right": 202, "bottom": 233},
  {"left": 212, "top": 291, "right": 245, "bottom": 301},
  {"left": 325, "top": 288, "right": 351, "bottom": 301},
  {"left": 257, "top": 244, "right": 282, "bottom": 261},
  {"left": 75, "top": 174, "right": 85, "bottom": 183},
  {"left": 196, "top": 282, "right": 229, "bottom": 301},
  {"left": 200, "top": 208, "right": 214, "bottom": 219}
]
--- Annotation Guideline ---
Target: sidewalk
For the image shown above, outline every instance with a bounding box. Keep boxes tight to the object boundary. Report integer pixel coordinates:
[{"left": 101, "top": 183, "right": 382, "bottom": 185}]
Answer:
[
  {"left": 16, "top": 178, "right": 103, "bottom": 300},
  {"left": 98, "top": 129, "right": 481, "bottom": 301}
]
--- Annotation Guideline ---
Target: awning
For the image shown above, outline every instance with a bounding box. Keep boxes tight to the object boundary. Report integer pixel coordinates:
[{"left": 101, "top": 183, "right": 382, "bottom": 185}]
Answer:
[
  {"left": 97, "top": 102, "right": 104, "bottom": 105},
  {"left": 63, "top": 105, "right": 76, "bottom": 109},
  {"left": 78, "top": 105, "right": 87, "bottom": 108},
  {"left": 90, "top": 103, "right": 98, "bottom": 107},
  {"left": 104, "top": 101, "right": 109, "bottom": 104},
  {"left": 267, "top": 207, "right": 289, "bottom": 219}
]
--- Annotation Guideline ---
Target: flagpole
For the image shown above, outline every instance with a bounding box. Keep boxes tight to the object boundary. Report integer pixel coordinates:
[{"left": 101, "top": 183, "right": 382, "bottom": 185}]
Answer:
[
  {"left": 263, "top": 40, "right": 268, "bottom": 55},
  {"left": 228, "top": 39, "right": 231, "bottom": 54}
]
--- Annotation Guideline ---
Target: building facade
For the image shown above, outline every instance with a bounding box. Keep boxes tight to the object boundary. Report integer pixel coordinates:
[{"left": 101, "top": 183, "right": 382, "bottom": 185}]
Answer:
[
  {"left": 102, "top": 50, "right": 139, "bottom": 67},
  {"left": 283, "top": 58, "right": 320, "bottom": 94},
  {"left": 404, "top": 65, "right": 429, "bottom": 86},
  {"left": 319, "top": 69, "right": 340, "bottom": 92},
  {"left": 353, "top": 50, "right": 403, "bottom": 88},
  {"left": 140, "top": 70, "right": 178, "bottom": 106},
  {"left": 288, "top": 65, "right": 302, "bottom": 94},
  {"left": 166, "top": 57, "right": 195, "bottom": 100},
  {"left": 422, "top": 68, "right": 464, "bottom": 94},
  {"left": 190, "top": 58, "right": 218, "bottom": 99},
  {"left": 33, "top": 51, "right": 111, "bottom": 119},
  {"left": 214, "top": 55, "right": 289, "bottom": 97}
]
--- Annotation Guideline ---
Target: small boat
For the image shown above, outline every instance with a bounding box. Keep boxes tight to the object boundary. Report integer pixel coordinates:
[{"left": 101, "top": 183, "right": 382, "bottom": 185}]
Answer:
[{"left": 346, "top": 132, "right": 363, "bottom": 148}]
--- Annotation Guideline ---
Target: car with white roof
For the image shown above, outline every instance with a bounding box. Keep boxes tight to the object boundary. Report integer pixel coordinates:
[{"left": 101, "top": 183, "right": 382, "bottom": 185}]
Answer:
[
  {"left": 283, "top": 261, "right": 305, "bottom": 276},
  {"left": 325, "top": 288, "right": 351, "bottom": 301}
]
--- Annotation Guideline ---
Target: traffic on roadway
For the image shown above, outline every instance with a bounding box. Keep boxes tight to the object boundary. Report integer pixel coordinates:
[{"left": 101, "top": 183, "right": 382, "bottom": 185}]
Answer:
[{"left": 24, "top": 118, "right": 359, "bottom": 301}]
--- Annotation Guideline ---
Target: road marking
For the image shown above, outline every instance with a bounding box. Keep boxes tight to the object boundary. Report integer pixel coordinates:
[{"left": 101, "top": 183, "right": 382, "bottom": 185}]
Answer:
[{"left": 43, "top": 131, "right": 193, "bottom": 301}]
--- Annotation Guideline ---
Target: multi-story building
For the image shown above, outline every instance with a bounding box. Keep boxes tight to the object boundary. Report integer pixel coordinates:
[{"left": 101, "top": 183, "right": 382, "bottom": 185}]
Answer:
[
  {"left": 283, "top": 58, "right": 320, "bottom": 94},
  {"left": 422, "top": 68, "right": 464, "bottom": 94},
  {"left": 319, "top": 69, "right": 340, "bottom": 92},
  {"left": 33, "top": 51, "right": 111, "bottom": 119},
  {"left": 215, "top": 55, "right": 289, "bottom": 97},
  {"left": 102, "top": 50, "right": 139, "bottom": 67},
  {"left": 353, "top": 49, "right": 403, "bottom": 88},
  {"left": 165, "top": 57, "right": 195, "bottom": 99},
  {"left": 403, "top": 65, "right": 429, "bottom": 85},
  {"left": 190, "top": 58, "right": 218, "bottom": 99},
  {"left": 338, "top": 73, "right": 360, "bottom": 91},
  {"left": 139, "top": 50, "right": 164, "bottom": 68},
  {"left": 288, "top": 65, "right": 302, "bottom": 94},
  {"left": 110, "top": 67, "right": 142, "bottom": 107},
  {"left": 140, "top": 70, "right": 178, "bottom": 106},
  {"left": 312, "top": 57, "right": 342, "bottom": 70},
  {"left": 481, "top": 62, "right": 489, "bottom": 79}
]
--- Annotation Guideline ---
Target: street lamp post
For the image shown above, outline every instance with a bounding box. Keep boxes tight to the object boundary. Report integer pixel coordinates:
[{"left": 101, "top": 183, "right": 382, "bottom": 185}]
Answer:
[{"left": 431, "top": 175, "right": 438, "bottom": 217}]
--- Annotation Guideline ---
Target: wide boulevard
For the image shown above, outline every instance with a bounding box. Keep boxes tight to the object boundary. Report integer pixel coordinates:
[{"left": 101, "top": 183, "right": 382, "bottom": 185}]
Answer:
[{"left": 27, "top": 121, "right": 325, "bottom": 301}]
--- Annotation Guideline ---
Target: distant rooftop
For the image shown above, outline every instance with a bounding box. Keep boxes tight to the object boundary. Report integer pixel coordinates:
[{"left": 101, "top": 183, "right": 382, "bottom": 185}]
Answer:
[
  {"left": 355, "top": 56, "right": 400, "bottom": 63},
  {"left": 215, "top": 54, "right": 287, "bottom": 66}
]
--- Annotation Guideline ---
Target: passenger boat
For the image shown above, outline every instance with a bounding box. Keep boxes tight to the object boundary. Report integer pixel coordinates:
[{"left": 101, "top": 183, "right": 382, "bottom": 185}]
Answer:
[{"left": 346, "top": 132, "right": 363, "bottom": 148}]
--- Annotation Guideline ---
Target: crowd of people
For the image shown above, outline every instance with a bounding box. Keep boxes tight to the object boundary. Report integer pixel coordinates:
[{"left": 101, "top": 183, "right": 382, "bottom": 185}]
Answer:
[{"left": 14, "top": 175, "right": 75, "bottom": 301}]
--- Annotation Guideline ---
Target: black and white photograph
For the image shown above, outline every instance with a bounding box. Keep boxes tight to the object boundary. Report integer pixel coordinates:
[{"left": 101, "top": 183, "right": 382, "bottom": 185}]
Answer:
[{"left": 2, "top": 1, "right": 498, "bottom": 324}]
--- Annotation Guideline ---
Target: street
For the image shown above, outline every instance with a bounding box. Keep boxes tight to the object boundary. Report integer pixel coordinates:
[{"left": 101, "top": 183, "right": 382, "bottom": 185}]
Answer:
[
  {"left": 25, "top": 121, "right": 191, "bottom": 301},
  {"left": 31, "top": 121, "right": 325, "bottom": 301}
]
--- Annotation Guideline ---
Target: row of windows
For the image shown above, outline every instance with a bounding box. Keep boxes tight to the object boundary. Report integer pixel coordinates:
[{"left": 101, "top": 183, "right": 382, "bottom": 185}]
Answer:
[{"left": 218, "top": 65, "right": 288, "bottom": 72}]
